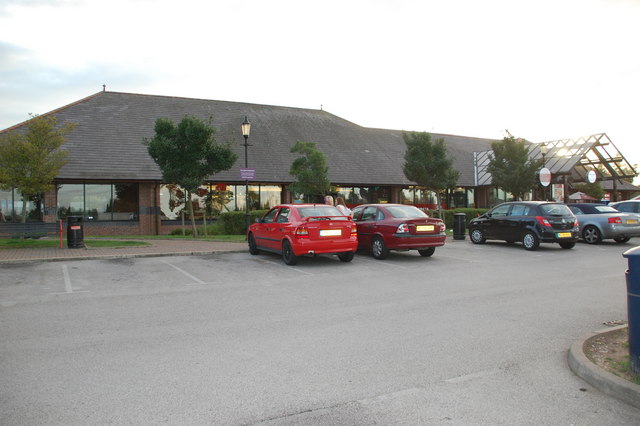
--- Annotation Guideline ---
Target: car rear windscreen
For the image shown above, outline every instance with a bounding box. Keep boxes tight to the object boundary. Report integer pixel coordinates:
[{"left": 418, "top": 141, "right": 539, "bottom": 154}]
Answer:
[
  {"left": 298, "top": 206, "right": 345, "bottom": 219},
  {"left": 386, "top": 205, "right": 428, "bottom": 218},
  {"left": 540, "top": 204, "right": 573, "bottom": 216}
]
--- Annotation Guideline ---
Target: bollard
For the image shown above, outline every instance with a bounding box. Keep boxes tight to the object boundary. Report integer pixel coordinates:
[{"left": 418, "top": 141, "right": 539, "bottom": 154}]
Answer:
[
  {"left": 623, "top": 246, "right": 640, "bottom": 375},
  {"left": 453, "top": 213, "right": 466, "bottom": 240}
]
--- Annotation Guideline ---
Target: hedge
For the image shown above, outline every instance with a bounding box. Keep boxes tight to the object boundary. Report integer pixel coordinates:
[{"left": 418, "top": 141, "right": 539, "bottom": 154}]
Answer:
[
  {"left": 217, "top": 210, "right": 268, "bottom": 234},
  {"left": 423, "top": 208, "right": 489, "bottom": 230}
]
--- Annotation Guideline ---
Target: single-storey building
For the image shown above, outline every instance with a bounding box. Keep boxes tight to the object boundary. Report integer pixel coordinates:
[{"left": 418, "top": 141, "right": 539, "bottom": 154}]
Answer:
[{"left": 1, "top": 90, "right": 637, "bottom": 235}]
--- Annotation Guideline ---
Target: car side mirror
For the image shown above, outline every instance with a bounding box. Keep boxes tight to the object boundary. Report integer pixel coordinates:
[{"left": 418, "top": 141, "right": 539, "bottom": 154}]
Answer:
[{"left": 255, "top": 218, "right": 263, "bottom": 224}]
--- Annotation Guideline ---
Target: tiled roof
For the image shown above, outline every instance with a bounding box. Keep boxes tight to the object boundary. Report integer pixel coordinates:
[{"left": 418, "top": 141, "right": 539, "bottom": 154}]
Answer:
[{"left": 1, "top": 91, "right": 497, "bottom": 186}]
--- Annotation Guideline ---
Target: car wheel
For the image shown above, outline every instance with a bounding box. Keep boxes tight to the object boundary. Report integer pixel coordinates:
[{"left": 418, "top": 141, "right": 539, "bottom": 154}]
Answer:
[
  {"left": 582, "top": 226, "right": 602, "bottom": 244},
  {"left": 282, "top": 240, "right": 299, "bottom": 265},
  {"left": 418, "top": 247, "right": 436, "bottom": 257},
  {"left": 559, "top": 242, "right": 575, "bottom": 249},
  {"left": 248, "top": 233, "right": 260, "bottom": 255},
  {"left": 338, "top": 251, "right": 355, "bottom": 262},
  {"left": 522, "top": 232, "right": 540, "bottom": 251},
  {"left": 372, "top": 236, "right": 389, "bottom": 260},
  {"left": 614, "top": 236, "right": 631, "bottom": 243},
  {"left": 470, "top": 228, "right": 486, "bottom": 244}
]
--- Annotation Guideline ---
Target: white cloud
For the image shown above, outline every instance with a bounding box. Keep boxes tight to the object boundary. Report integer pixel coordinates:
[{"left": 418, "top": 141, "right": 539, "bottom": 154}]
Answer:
[{"left": 1, "top": 0, "right": 639, "bottom": 175}]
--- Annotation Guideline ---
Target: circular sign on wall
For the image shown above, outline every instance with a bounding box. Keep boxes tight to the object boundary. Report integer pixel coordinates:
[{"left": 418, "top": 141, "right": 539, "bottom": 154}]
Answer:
[
  {"left": 539, "top": 167, "right": 551, "bottom": 187},
  {"left": 587, "top": 170, "right": 597, "bottom": 183}
]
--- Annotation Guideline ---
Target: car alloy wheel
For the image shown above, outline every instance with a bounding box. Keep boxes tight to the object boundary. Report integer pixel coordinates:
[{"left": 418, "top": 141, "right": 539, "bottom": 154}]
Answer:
[
  {"left": 470, "top": 228, "right": 486, "bottom": 244},
  {"left": 522, "top": 232, "right": 539, "bottom": 251},
  {"left": 582, "top": 225, "right": 602, "bottom": 244},
  {"left": 372, "top": 236, "right": 389, "bottom": 260},
  {"left": 282, "top": 240, "right": 299, "bottom": 265}
]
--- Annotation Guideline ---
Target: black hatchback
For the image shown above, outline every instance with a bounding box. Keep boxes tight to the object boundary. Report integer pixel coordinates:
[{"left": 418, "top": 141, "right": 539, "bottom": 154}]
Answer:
[{"left": 469, "top": 201, "right": 579, "bottom": 250}]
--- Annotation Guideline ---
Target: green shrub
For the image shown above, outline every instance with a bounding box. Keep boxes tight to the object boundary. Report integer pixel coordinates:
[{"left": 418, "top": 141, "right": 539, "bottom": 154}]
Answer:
[
  {"left": 425, "top": 208, "right": 489, "bottom": 230},
  {"left": 218, "top": 210, "right": 268, "bottom": 234}
]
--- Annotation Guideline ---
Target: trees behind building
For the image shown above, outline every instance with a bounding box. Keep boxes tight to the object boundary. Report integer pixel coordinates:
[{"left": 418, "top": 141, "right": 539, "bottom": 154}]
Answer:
[
  {"left": 486, "top": 136, "right": 542, "bottom": 201},
  {"left": 288, "top": 141, "right": 330, "bottom": 203},
  {"left": 402, "top": 132, "right": 459, "bottom": 218}
]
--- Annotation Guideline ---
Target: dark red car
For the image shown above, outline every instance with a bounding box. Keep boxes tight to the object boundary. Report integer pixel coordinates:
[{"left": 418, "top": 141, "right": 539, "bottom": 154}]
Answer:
[
  {"left": 351, "top": 204, "right": 446, "bottom": 259},
  {"left": 247, "top": 204, "right": 358, "bottom": 265}
]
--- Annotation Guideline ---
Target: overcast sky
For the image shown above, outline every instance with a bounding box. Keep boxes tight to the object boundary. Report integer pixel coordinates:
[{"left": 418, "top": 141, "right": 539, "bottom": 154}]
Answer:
[{"left": 1, "top": 0, "right": 639, "bottom": 175}]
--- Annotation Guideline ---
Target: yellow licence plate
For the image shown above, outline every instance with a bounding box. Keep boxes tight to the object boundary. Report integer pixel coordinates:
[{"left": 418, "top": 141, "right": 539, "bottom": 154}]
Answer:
[
  {"left": 416, "top": 225, "right": 435, "bottom": 232},
  {"left": 320, "top": 229, "right": 341, "bottom": 237},
  {"left": 557, "top": 232, "right": 572, "bottom": 238},
  {"left": 627, "top": 219, "right": 638, "bottom": 225}
]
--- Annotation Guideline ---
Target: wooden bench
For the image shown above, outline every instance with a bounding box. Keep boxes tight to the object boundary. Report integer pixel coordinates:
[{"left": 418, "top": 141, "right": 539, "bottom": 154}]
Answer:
[{"left": 0, "top": 221, "right": 63, "bottom": 243}]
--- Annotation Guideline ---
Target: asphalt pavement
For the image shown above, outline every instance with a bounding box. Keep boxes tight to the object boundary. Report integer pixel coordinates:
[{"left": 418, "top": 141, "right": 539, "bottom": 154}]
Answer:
[
  {"left": 0, "top": 238, "right": 246, "bottom": 264},
  {"left": 1, "top": 236, "right": 639, "bottom": 413}
]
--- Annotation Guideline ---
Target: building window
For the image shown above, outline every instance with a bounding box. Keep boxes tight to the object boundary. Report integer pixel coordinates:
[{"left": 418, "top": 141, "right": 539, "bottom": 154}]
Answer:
[
  {"left": 0, "top": 188, "right": 42, "bottom": 221},
  {"left": 160, "top": 183, "right": 281, "bottom": 220},
  {"left": 58, "top": 183, "right": 139, "bottom": 221}
]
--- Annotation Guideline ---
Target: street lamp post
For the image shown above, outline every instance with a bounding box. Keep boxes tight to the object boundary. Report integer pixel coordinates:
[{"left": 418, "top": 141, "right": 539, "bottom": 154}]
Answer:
[
  {"left": 540, "top": 144, "right": 548, "bottom": 200},
  {"left": 241, "top": 116, "right": 251, "bottom": 232}
]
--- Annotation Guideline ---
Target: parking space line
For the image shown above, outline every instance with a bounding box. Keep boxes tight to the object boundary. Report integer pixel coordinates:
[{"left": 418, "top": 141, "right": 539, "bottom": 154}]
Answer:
[
  {"left": 48, "top": 264, "right": 89, "bottom": 295},
  {"left": 356, "top": 257, "right": 408, "bottom": 269},
  {"left": 62, "top": 264, "right": 73, "bottom": 293},
  {"left": 259, "top": 259, "right": 315, "bottom": 276},
  {"left": 160, "top": 260, "right": 206, "bottom": 285}
]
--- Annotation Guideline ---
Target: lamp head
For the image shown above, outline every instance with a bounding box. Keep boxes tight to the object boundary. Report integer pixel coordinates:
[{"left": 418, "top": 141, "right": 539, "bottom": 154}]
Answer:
[{"left": 241, "top": 116, "right": 251, "bottom": 138}]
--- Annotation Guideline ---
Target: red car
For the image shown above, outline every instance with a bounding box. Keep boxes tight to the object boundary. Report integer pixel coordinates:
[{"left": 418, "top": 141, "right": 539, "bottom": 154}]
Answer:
[
  {"left": 247, "top": 204, "right": 358, "bottom": 265},
  {"left": 351, "top": 204, "right": 446, "bottom": 259}
]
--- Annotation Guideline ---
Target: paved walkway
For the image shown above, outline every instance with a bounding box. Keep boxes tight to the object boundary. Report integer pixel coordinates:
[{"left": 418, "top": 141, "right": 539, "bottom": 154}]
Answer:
[{"left": 0, "top": 239, "right": 247, "bottom": 264}]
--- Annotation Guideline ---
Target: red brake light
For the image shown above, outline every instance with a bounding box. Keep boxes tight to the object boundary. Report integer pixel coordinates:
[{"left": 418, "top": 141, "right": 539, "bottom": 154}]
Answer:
[
  {"left": 608, "top": 217, "right": 622, "bottom": 224},
  {"left": 351, "top": 224, "right": 357, "bottom": 237},
  {"left": 535, "top": 216, "right": 552, "bottom": 227},
  {"left": 295, "top": 226, "right": 309, "bottom": 238},
  {"left": 396, "top": 223, "right": 409, "bottom": 233}
]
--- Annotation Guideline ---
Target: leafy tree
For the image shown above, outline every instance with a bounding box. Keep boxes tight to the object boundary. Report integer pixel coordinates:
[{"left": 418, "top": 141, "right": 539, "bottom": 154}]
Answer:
[
  {"left": 144, "top": 116, "right": 237, "bottom": 237},
  {"left": 402, "top": 132, "right": 459, "bottom": 217},
  {"left": 0, "top": 114, "right": 74, "bottom": 223},
  {"left": 486, "top": 136, "right": 542, "bottom": 201},
  {"left": 572, "top": 182, "right": 604, "bottom": 201},
  {"left": 288, "top": 141, "right": 330, "bottom": 202}
]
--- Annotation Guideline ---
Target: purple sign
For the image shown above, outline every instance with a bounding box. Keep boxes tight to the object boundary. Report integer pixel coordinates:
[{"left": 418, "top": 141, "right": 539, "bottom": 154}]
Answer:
[{"left": 240, "top": 168, "right": 256, "bottom": 180}]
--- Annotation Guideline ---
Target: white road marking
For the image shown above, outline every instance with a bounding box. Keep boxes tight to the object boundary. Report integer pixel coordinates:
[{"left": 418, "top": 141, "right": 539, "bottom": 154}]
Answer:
[
  {"left": 160, "top": 260, "right": 206, "bottom": 285},
  {"left": 62, "top": 264, "right": 73, "bottom": 293},
  {"left": 444, "top": 368, "right": 502, "bottom": 383},
  {"left": 48, "top": 264, "right": 89, "bottom": 295}
]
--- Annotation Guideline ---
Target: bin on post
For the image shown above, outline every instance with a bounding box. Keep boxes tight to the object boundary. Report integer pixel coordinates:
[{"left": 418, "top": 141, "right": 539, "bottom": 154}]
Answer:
[
  {"left": 623, "top": 246, "right": 640, "bottom": 375},
  {"left": 67, "top": 216, "right": 84, "bottom": 248},
  {"left": 453, "top": 212, "right": 466, "bottom": 240}
]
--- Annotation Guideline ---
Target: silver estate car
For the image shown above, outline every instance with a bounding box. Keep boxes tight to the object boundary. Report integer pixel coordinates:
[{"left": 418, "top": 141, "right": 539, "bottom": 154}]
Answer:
[{"left": 567, "top": 203, "right": 640, "bottom": 244}]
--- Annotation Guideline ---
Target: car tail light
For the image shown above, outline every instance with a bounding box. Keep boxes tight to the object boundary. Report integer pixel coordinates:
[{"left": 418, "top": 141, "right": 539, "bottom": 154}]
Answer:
[
  {"left": 351, "top": 224, "right": 357, "bottom": 237},
  {"left": 608, "top": 217, "right": 623, "bottom": 224},
  {"left": 535, "top": 216, "right": 552, "bottom": 227},
  {"left": 440, "top": 222, "right": 446, "bottom": 232},
  {"left": 396, "top": 223, "right": 409, "bottom": 233},
  {"left": 295, "top": 226, "right": 309, "bottom": 238}
]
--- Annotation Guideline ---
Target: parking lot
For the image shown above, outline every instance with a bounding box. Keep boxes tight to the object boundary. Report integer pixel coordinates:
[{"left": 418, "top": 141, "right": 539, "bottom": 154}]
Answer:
[{"left": 2, "top": 240, "right": 640, "bottom": 425}]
